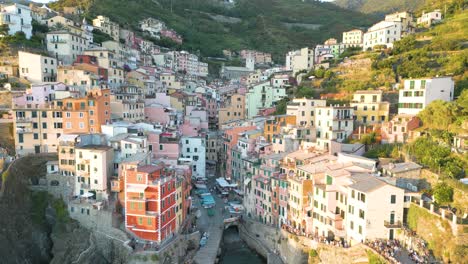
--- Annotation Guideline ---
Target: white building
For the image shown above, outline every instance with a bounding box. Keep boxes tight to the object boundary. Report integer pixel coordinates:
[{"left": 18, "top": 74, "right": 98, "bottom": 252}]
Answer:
[
  {"left": 286, "top": 98, "right": 326, "bottom": 127},
  {"left": 92, "top": 15, "right": 120, "bottom": 41},
  {"left": 417, "top": 10, "right": 442, "bottom": 27},
  {"left": 342, "top": 29, "right": 364, "bottom": 47},
  {"left": 384, "top": 11, "right": 415, "bottom": 35},
  {"left": 363, "top": 21, "right": 402, "bottom": 51},
  {"left": 285, "top": 47, "right": 314, "bottom": 74},
  {"left": 46, "top": 31, "right": 88, "bottom": 65},
  {"left": 0, "top": 3, "right": 32, "bottom": 39},
  {"left": 75, "top": 144, "right": 114, "bottom": 199},
  {"left": 345, "top": 174, "right": 405, "bottom": 242},
  {"left": 180, "top": 136, "right": 206, "bottom": 178},
  {"left": 315, "top": 105, "right": 354, "bottom": 150},
  {"left": 19, "top": 51, "right": 57, "bottom": 83},
  {"left": 139, "top": 18, "right": 165, "bottom": 38},
  {"left": 398, "top": 77, "right": 454, "bottom": 115}
]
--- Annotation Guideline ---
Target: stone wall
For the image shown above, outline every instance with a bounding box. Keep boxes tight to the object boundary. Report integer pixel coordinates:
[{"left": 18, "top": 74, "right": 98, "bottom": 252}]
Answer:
[
  {"left": 240, "top": 219, "right": 372, "bottom": 264},
  {"left": 129, "top": 231, "right": 201, "bottom": 264},
  {"left": 239, "top": 219, "right": 308, "bottom": 264}
]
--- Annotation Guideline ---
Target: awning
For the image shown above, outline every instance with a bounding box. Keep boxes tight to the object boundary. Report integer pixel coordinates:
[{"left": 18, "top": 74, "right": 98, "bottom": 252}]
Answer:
[
  {"left": 195, "top": 184, "right": 207, "bottom": 189},
  {"left": 81, "top": 192, "right": 94, "bottom": 198},
  {"left": 216, "top": 178, "right": 237, "bottom": 188},
  {"left": 233, "top": 189, "right": 244, "bottom": 196},
  {"left": 244, "top": 178, "right": 251, "bottom": 186},
  {"left": 126, "top": 185, "right": 147, "bottom": 193}
]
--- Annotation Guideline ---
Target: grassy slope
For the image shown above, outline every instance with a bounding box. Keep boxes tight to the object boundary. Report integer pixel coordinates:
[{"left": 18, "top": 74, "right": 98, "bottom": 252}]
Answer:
[
  {"left": 51, "top": 0, "right": 376, "bottom": 61},
  {"left": 333, "top": 0, "right": 464, "bottom": 15},
  {"left": 319, "top": 9, "right": 468, "bottom": 96},
  {"left": 407, "top": 204, "right": 467, "bottom": 263}
]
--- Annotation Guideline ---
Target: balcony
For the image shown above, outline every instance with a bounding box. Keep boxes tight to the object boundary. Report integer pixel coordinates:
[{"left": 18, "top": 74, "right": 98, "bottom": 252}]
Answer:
[
  {"left": 15, "top": 118, "right": 32, "bottom": 123},
  {"left": 16, "top": 127, "right": 33, "bottom": 133},
  {"left": 333, "top": 115, "right": 353, "bottom": 120},
  {"left": 49, "top": 39, "right": 67, "bottom": 44},
  {"left": 384, "top": 220, "right": 402, "bottom": 228}
]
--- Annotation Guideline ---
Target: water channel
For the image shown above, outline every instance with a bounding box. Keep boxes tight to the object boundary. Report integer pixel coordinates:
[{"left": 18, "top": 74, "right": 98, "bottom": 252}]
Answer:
[{"left": 220, "top": 227, "right": 266, "bottom": 264}]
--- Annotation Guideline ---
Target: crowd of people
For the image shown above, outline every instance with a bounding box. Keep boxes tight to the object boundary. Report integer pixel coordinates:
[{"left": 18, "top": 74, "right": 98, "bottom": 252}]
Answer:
[
  {"left": 281, "top": 224, "right": 349, "bottom": 248},
  {"left": 365, "top": 239, "right": 402, "bottom": 263},
  {"left": 365, "top": 238, "right": 430, "bottom": 264}
]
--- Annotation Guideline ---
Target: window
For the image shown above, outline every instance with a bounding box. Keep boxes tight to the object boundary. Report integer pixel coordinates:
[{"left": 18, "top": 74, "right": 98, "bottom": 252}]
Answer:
[
  {"left": 326, "top": 175, "right": 333, "bottom": 185},
  {"left": 33, "top": 133, "right": 39, "bottom": 140},
  {"left": 358, "top": 225, "right": 362, "bottom": 234},
  {"left": 138, "top": 217, "right": 143, "bottom": 225},
  {"left": 43, "top": 133, "right": 47, "bottom": 139},
  {"left": 42, "top": 122, "right": 47, "bottom": 129},
  {"left": 409, "top": 80, "right": 415, "bottom": 89},
  {"left": 420, "top": 80, "right": 426, "bottom": 88},
  {"left": 159, "top": 144, "right": 163, "bottom": 150},
  {"left": 359, "top": 209, "right": 365, "bottom": 219},
  {"left": 147, "top": 218, "right": 152, "bottom": 225},
  {"left": 391, "top": 195, "right": 396, "bottom": 204}
]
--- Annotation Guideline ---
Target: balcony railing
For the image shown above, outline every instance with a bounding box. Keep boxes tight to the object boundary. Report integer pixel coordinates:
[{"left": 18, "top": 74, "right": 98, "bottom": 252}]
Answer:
[{"left": 383, "top": 220, "right": 402, "bottom": 228}]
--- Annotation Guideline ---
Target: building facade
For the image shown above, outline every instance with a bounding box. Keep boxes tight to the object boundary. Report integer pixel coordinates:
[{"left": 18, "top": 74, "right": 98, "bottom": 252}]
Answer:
[{"left": 398, "top": 77, "right": 454, "bottom": 115}]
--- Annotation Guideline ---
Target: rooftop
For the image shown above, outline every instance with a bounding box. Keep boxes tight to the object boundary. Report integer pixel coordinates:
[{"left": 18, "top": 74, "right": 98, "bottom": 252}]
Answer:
[
  {"left": 76, "top": 145, "right": 112, "bottom": 151},
  {"left": 354, "top": 90, "right": 383, "bottom": 95},
  {"left": 348, "top": 174, "right": 387, "bottom": 193},
  {"left": 137, "top": 165, "right": 164, "bottom": 174},
  {"left": 382, "top": 162, "right": 422, "bottom": 173}
]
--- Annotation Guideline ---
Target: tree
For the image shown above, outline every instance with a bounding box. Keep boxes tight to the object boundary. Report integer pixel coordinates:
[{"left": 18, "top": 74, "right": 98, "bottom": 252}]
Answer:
[
  {"left": 393, "top": 35, "right": 416, "bottom": 55},
  {"left": 418, "top": 100, "right": 457, "bottom": 131},
  {"left": 360, "top": 132, "right": 377, "bottom": 151},
  {"left": 433, "top": 182, "right": 454, "bottom": 204},
  {"left": 0, "top": 24, "right": 9, "bottom": 37}
]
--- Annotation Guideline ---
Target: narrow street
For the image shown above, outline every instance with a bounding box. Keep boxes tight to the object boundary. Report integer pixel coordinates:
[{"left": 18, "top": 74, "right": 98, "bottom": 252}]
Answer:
[{"left": 192, "top": 177, "right": 228, "bottom": 264}]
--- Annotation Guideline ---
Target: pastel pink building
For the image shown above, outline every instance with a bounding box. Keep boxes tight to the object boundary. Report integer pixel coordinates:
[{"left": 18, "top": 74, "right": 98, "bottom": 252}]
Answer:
[
  {"left": 148, "top": 132, "right": 180, "bottom": 160},
  {"left": 144, "top": 103, "right": 176, "bottom": 125},
  {"left": 160, "top": 29, "right": 183, "bottom": 44},
  {"left": 381, "top": 114, "right": 421, "bottom": 144},
  {"left": 13, "top": 82, "right": 70, "bottom": 106},
  {"left": 144, "top": 93, "right": 171, "bottom": 107}
]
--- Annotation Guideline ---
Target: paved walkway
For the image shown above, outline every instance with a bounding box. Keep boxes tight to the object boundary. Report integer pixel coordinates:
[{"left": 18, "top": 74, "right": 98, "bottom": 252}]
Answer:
[{"left": 193, "top": 178, "right": 228, "bottom": 264}]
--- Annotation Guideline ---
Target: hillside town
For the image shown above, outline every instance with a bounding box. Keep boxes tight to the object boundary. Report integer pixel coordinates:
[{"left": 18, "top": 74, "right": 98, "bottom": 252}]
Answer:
[{"left": 0, "top": 1, "right": 466, "bottom": 264}]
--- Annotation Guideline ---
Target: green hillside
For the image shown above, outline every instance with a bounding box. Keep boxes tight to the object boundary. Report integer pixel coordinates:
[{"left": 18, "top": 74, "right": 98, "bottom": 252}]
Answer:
[
  {"left": 50, "top": 0, "right": 377, "bottom": 61},
  {"left": 333, "top": 0, "right": 466, "bottom": 15}
]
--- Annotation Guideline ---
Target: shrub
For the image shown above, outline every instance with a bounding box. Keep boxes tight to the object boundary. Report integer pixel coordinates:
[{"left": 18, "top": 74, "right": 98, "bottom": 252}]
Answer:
[
  {"left": 309, "top": 249, "right": 318, "bottom": 257},
  {"left": 433, "top": 182, "right": 454, "bottom": 204}
]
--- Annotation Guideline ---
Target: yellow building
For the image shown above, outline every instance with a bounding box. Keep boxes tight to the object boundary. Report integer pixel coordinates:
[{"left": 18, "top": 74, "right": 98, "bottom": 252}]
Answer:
[
  {"left": 287, "top": 176, "right": 313, "bottom": 233},
  {"left": 175, "top": 175, "right": 184, "bottom": 233},
  {"left": 350, "top": 90, "right": 389, "bottom": 125},
  {"left": 264, "top": 115, "right": 296, "bottom": 142},
  {"left": 218, "top": 93, "right": 245, "bottom": 127}
]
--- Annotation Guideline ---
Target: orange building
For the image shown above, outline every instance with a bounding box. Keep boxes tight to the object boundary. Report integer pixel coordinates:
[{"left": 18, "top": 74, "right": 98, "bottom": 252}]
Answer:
[
  {"left": 263, "top": 115, "right": 297, "bottom": 142},
  {"left": 62, "top": 88, "right": 111, "bottom": 134},
  {"left": 124, "top": 164, "right": 178, "bottom": 243}
]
